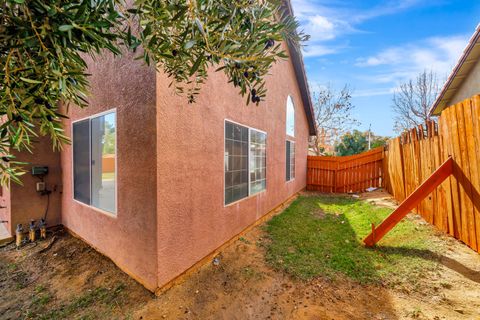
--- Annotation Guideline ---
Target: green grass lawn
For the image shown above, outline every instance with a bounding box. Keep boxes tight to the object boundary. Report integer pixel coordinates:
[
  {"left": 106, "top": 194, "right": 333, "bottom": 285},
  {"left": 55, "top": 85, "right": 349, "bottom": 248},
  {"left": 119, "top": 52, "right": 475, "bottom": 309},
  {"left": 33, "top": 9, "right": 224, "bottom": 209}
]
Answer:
[{"left": 265, "top": 195, "right": 444, "bottom": 285}]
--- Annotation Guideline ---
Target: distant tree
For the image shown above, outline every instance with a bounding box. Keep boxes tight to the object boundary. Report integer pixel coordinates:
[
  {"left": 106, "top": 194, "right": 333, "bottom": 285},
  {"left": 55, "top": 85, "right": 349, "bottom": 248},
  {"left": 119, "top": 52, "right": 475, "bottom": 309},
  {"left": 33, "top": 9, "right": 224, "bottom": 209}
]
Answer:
[
  {"left": 310, "top": 85, "right": 360, "bottom": 155},
  {"left": 103, "top": 122, "right": 115, "bottom": 155},
  {"left": 392, "top": 70, "right": 440, "bottom": 134},
  {"left": 370, "top": 135, "right": 389, "bottom": 149},
  {"left": 335, "top": 130, "right": 389, "bottom": 156},
  {"left": 335, "top": 130, "right": 367, "bottom": 156}
]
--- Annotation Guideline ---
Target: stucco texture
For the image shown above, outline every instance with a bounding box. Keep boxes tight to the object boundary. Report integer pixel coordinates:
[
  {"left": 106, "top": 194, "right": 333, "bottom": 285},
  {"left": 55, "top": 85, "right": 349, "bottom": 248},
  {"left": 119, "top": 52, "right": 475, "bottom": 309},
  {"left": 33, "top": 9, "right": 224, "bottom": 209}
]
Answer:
[
  {"left": 0, "top": 176, "right": 11, "bottom": 236},
  {"left": 10, "top": 43, "right": 311, "bottom": 292},
  {"left": 448, "top": 58, "right": 480, "bottom": 106},
  {"left": 155, "top": 43, "right": 310, "bottom": 287},
  {"left": 60, "top": 50, "right": 159, "bottom": 291},
  {"left": 9, "top": 136, "right": 62, "bottom": 235}
]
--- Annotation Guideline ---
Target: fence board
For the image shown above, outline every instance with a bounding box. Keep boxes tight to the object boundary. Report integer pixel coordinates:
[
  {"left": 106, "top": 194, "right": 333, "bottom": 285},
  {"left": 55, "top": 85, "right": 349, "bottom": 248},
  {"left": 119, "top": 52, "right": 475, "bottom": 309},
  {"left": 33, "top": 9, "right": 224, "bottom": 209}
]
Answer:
[
  {"left": 307, "top": 147, "right": 384, "bottom": 193},
  {"left": 471, "top": 96, "right": 480, "bottom": 250},
  {"left": 307, "top": 94, "right": 480, "bottom": 254},
  {"left": 382, "top": 95, "right": 480, "bottom": 254}
]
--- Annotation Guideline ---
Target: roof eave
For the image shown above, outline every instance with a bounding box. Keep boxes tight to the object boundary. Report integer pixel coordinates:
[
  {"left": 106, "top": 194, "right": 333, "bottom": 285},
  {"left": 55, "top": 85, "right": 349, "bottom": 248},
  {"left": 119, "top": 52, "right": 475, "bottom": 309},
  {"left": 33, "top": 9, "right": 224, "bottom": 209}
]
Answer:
[
  {"left": 282, "top": 1, "right": 317, "bottom": 136},
  {"left": 429, "top": 24, "right": 480, "bottom": 116}
]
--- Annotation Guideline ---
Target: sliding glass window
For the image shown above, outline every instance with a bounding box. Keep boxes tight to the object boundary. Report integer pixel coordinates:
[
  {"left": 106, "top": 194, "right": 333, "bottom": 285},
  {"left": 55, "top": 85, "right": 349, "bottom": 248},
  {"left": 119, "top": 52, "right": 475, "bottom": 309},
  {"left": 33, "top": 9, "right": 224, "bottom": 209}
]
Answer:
[{"left": 73, "top": 110, "right": 116, "bottom": 214}]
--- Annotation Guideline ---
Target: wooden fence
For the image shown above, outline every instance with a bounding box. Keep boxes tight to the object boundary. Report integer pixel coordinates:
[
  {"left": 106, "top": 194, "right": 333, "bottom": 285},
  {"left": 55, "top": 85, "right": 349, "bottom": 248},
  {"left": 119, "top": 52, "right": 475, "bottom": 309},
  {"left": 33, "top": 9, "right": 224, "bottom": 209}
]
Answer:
[
  {"left": 384, "top": 95, "right": 480, "bottom": 253},
  {"left": 307, "top": 147, "right": 384, "bottom": 193}
]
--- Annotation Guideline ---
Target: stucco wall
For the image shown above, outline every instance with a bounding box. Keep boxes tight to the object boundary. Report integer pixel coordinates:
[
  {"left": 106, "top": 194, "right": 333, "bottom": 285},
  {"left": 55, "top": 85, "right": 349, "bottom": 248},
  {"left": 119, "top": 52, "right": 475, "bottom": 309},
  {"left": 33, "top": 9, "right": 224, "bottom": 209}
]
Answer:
[
  {"left": 448, "top": 58, "right": 480, "bottom": 106},
  {"left": 155, "top": 45, "right": 310, "bottom": 287},
  {"left": 0, "top": 179, "right": 11, "bottom": 235},
  {"left": 9, "top": 136, "right": 62, "bottom": 235},
  {"left": 60, "top": 50, "right": 159, "bottom": 290}
]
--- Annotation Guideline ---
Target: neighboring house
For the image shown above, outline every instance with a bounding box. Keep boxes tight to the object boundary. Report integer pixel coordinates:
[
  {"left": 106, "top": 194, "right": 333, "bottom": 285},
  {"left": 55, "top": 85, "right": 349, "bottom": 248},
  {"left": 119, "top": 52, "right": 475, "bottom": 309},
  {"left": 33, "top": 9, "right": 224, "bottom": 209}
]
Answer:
[
  {"left": 0, "top": 4, "right": 316, "bottom": 291},
  {"left": 430, "top": 24, "right": 480, "bottom": 115}
]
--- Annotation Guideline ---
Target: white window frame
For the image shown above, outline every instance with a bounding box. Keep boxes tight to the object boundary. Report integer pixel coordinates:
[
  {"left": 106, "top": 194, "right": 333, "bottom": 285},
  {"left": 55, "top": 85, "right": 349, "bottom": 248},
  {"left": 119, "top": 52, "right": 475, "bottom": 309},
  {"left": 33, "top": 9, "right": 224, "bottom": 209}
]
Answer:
[
  {"left": 71, "top": 108, "right": 117, "bottom": 217},
  {"left": 224, "top": 119, "right": 267, "bottom": 206}
]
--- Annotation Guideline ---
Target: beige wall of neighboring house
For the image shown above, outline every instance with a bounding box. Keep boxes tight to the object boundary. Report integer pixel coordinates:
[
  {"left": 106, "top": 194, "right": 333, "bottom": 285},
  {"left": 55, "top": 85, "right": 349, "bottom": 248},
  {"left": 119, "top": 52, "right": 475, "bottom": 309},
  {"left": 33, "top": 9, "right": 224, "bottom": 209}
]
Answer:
[
  {"left": 448, "top": 57, "right": 480, "bottom": 106},
  {"left": 430, "top": 25, "right": 480, "bottom": 116}
]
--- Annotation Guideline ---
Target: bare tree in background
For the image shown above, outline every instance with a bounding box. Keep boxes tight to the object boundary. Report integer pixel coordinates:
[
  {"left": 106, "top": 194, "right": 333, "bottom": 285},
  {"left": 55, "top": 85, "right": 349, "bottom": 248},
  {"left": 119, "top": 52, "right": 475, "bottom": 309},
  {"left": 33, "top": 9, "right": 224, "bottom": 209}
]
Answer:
[
  {"left": 392, "top": 70, "right": 440, "bottom": 133},
  {"left": 310, "top": 85, "right": 360, "bottom": 155}
]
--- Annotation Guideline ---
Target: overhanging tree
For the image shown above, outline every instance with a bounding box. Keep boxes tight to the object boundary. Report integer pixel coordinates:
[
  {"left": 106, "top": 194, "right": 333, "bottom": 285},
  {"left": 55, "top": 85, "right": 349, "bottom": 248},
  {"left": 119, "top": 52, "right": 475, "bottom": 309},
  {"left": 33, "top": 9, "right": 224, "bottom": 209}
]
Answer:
[{"left": 0, "top": 0, "right": 307, "bottom": 185}]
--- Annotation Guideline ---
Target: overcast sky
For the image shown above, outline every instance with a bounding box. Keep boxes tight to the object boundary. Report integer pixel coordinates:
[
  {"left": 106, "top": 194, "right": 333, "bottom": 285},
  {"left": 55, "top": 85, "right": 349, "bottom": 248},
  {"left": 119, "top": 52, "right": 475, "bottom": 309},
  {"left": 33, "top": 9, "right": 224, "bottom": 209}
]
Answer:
[{"left": 291, "top": 0, "right": 480, "bottom": 136}]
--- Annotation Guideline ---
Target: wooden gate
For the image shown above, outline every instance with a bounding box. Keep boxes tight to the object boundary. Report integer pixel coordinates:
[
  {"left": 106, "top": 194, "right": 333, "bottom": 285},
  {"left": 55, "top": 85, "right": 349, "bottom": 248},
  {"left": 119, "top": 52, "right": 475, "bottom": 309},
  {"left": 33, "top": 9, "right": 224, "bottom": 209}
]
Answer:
[{"left": 307, "top": 147, "right": 384, "bottom": 193}]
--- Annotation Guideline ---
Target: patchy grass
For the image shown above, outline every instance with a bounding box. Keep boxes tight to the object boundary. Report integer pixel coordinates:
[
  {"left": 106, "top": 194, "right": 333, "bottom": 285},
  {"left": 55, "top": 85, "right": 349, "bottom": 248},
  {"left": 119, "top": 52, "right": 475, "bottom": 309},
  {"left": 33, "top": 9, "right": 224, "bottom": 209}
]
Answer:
[
  {"left": 33, "top": 283, "right": 127, "bottom": 320},
  {"left": 19, "top": 283, "right": 128, "bottom": 320},
  {"left": 265, "top": 195, "right": 444, "bottom": 285}
]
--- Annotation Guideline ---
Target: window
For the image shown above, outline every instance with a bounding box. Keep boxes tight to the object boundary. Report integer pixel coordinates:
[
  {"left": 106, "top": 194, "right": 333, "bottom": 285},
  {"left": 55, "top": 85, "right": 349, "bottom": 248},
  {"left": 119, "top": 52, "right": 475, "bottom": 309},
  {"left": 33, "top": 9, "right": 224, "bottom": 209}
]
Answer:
[
  {"left": 73, "top": 110, "right": 116, "bottom": 214},
  {"left": 224, "top": 121, "right": 249, "bottom": 204},
  {"left": 225, "top": 121, "right": 267, "bottom": 205},
  {"left": 286, "top": 140, "right": 295, "bottom": 181},
  {"left": 249, "top": 129, "right": 267, "bottom": 195},
  {"left": 286, "top": 95, "right": 295, "bottom": 137}
]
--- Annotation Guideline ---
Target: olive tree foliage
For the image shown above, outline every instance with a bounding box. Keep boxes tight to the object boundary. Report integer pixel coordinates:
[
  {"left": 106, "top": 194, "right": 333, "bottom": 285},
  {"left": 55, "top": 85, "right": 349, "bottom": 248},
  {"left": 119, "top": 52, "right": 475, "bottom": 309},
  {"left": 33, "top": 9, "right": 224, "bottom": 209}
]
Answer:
[
  {"left": 309, "top": 85, "right": 359, "bottom": 156},
  {"left": 392, "top": 70, "right": 440, "bottom": 134},
  {"left": 0, "top": 0, "right": 307, "bottom": 185}
]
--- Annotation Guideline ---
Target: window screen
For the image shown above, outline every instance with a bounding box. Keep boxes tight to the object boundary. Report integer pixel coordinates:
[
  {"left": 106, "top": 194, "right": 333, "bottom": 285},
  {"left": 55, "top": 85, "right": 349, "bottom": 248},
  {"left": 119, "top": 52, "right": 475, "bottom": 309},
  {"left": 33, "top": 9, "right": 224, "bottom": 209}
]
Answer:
[
  {"left": 73, "top": 119, "right": 91, "bottom": 204},
  {"left": 250, "top": 130, "right": 266, "bottom": 194},
  {"left": 225, "top": 121, "right": 249, "bottom": 205},
  {"left": 286, "top": 140, "right": 295, "bottom": 181},
  {"left": 73, "top": 111, "right": 116, "bottom": 214}
]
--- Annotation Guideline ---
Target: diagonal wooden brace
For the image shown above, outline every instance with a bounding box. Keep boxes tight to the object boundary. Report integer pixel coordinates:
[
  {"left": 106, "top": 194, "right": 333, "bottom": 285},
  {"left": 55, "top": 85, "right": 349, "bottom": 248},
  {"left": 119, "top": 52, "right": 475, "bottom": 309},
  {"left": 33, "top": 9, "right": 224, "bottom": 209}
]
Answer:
[{"left": 364, "top": 156, "right": 453, "bottom": 247}]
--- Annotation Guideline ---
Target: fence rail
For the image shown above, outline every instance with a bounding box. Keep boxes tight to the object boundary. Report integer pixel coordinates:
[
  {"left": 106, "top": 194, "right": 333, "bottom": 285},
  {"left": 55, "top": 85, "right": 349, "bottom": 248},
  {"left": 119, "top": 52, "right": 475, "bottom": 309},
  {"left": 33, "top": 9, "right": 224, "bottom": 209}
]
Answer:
[{"left": 307, "top": 147, "right": 384, "bottom": 193}]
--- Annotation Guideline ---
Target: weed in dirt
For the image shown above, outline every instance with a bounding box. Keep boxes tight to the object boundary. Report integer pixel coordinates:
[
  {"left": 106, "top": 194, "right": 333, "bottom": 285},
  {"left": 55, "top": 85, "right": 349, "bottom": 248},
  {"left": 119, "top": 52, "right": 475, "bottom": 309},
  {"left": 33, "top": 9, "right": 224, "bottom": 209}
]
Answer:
[
  {"left": 265, "top": 195, "right": 443, "bottom": 285},
  {"left": 32, "top": 292, "right": 52, "bottom": 307},
  {"left": 32, "top": 283, "right": 127, "bottom": 320},
  {"left": 241, "top": 266, "right": 264, "bottom": 280},
  {"left": 238, "top": 237, "right": 251, "bottom": 244},
  {"left": 8, "top": 262, "right": 18, "bottom": 271}
]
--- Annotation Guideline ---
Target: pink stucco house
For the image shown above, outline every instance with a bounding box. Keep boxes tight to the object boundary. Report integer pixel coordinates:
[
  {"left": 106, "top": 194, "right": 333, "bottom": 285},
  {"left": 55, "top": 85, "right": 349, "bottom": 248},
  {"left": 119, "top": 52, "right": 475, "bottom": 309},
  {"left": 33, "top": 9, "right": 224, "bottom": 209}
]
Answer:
[{"left": 0, "top": 5, "right": 316, "bottom": 292}]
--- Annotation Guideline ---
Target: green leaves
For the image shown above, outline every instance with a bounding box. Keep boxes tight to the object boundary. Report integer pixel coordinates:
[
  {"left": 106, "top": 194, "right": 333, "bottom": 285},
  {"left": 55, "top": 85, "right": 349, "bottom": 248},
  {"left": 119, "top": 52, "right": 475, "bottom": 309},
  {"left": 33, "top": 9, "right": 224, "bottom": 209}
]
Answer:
[
  {"left": 134, "top": 0, "right": 307, "bottom": 104},
  {"left": 1, "top": 0, "right": 128, "bottom": 185},
  {"left": 1, "top": 0, "right": 307, "bottom": 185},
  {"left": 58, "top": 25, "right": 74, "bottom": 32},
  {"left": 19, "top": 78, "right": 43, "bottom": 84}
]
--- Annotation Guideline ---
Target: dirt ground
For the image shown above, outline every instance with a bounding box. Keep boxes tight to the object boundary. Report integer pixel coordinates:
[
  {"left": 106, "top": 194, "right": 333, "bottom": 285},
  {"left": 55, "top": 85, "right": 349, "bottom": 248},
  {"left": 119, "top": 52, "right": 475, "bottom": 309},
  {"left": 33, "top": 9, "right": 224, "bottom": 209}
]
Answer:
[{"left": 1, "top": 191, "right": 480, "bottom": 320}]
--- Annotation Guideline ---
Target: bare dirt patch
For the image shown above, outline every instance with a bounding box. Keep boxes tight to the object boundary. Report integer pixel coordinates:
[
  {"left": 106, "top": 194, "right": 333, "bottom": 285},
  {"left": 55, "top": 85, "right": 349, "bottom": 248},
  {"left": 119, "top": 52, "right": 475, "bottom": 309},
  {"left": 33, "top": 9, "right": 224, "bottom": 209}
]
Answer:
[
  {"left": 1, "top": 193, "right": 479, "bottom": 319},
  {"left": 0, "top": 229, "right": 152, "bottom": 319}
]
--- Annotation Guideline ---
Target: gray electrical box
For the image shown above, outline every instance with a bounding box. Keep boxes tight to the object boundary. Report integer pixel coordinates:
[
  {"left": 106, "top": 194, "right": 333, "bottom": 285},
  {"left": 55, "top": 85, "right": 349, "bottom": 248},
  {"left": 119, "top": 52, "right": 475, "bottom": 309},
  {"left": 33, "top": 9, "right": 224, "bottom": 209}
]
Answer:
[{"left": 31, "top": 166, "right": 48, "bottom": 176}]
